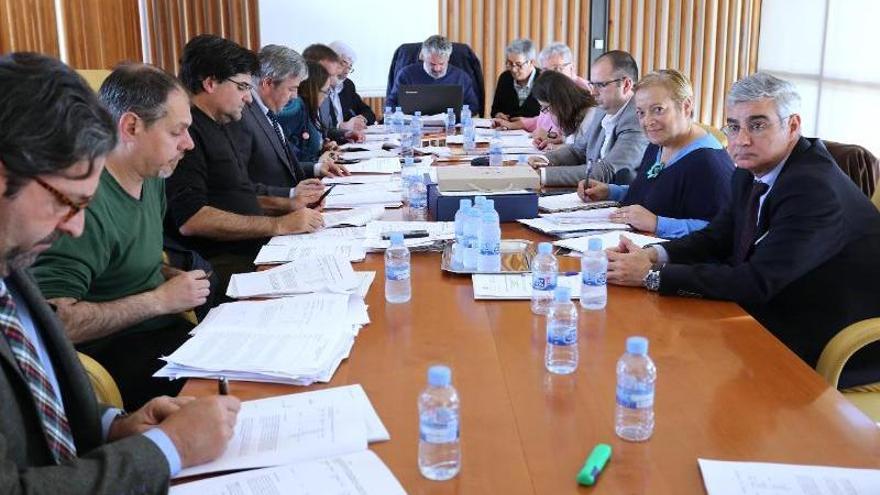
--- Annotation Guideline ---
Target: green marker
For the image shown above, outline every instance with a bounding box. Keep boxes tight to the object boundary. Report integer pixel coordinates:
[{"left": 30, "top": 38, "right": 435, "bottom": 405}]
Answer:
[{"left": 576, "top": 443, "right": 612, "bottom": 486}]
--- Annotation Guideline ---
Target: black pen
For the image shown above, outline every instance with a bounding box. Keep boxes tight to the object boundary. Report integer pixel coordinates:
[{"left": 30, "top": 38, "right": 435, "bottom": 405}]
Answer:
[
  {"left": 307, "top": 184, "right": 336, "bottom": 209},
  {"left": 218, "top": 376, "right": 229, "bottom": 395}
]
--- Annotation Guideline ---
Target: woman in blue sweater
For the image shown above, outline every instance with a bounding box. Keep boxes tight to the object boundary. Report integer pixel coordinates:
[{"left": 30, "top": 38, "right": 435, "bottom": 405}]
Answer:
[{"left": 578, "top": 69, "right": 734, "bottom": 238}]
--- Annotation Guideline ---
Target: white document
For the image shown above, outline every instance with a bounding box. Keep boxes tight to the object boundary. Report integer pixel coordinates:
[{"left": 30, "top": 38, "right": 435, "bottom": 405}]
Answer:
[
  {"left": 344, "top": 157, "right": 401, "bottom": 174},
  {"left": 417, "top": 145, "right": 454, "bottom": 157},
  {"left": 325, "top": 190, "right": 403, "bottom": 209},
  {"left": 698, "top": 458, "right": 880, "bottom": 495},
  {"left": 328, "top": 183, "right": 401, "bottom": 197},
  {"left": 538, "top": 192, "right": 618, "bottom": 212},
  {"left": 323, "top": 174, "right": 401, "bottom": 185},
  {"left": 254, "top": 243, "right": 367, "bottom": 265},
  {"left": 446, "top": 134, "right": 490, "bottom": 144},
  {"left": 340, "top": 149, "right": 398, "bottom": 161},
  {"left": 442, "top": 189, "right": 532, "bottom": 197},
  {"left": 267, "top": 226, "right": 368, "bottom": 246},
  {"left": 322, "top": 205, "right": 386, "bottom": 227},
  {"left": 554, "top": 231, "right": 667, "bottom": 252},
  {"left": 472, "top": 273, "right": 582, "bottom": 300},
  {"left": 338, "top": 141, "right": 385, "bottom": 151},
  {"left": 170, "top": 451, "right": 406, "bottom": 495},
  {"left": 363, "top": 221, "right": 456, "bottom": 250},
  {"left": 472, "top": 117, "right": 494, "bottom": 128},
  {"left": 518, "top": 217, "right": 627, "bottom": 235},
  {"left": 543, "top": 207, "right": 617, "bottom": 223},
  {"left": 228, "top": 255, "right": 360, "bottom": 298}
]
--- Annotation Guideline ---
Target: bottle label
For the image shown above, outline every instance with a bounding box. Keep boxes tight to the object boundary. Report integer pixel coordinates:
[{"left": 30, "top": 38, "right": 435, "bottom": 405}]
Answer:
[
  {"left": 532, "top": 272, "right": 558, "bottom": 291},
  {"left": 419, "top": 410, "right": 460, "bottom": 444},
  {"left": 582, "top": 271, "right": 607, "bottom": 287},
  {"left": 479, "top": 241, "right": 500, "bottom": 256},
  {"left": 465, "top": 235, "right": 478, "bottom": 249},
  {"left": 547, "top": 323, "right": 577, "bottom": 346},
  {"left": 616, "top": 383, "right": 654, "bottom": 410},
  {"left": 386, "top": 265, "right": 410, "bottom": 281}
]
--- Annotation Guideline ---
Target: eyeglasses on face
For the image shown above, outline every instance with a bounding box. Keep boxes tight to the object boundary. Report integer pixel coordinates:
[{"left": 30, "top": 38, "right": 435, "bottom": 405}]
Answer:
[
  {"left": 33, "top": 176, "right": 90, "bottom": 222},
  {"left": 548, "top": 62, "right": 572, "bottom": 72},
  {"left": 588, "top": 77, "right": 624, "bottom": 89},
  {"left": 539, "top": 104, "right": 552, "bottom": 114},
  {"left": 721, "top": 115, "right": 792, "bottom": 138},
  {"left": 225, "top": 78, "right": 254, "bottom": 92},
  {"left": 505, "top": 60, "right": 531, "bottom": 69}
]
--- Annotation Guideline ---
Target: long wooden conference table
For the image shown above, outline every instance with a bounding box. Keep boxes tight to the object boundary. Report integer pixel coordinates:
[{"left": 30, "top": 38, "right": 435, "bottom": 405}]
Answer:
[{"left": 182, "top": 217, "right": 880, "bottom": 494}]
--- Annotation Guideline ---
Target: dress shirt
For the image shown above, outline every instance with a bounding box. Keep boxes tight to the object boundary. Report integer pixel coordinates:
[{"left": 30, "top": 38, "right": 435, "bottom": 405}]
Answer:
[
  {"left": 599, "top": 97, "right": 632, "bottom": 158},
  {"left": 513, "top": 69, "right": 537, "bottom": 106}
]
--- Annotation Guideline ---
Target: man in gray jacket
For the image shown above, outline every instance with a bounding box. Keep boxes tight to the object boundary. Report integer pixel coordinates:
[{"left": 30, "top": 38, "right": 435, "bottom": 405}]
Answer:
[{"left": 540, "top": 50, "right": 649, "bottom": 187}]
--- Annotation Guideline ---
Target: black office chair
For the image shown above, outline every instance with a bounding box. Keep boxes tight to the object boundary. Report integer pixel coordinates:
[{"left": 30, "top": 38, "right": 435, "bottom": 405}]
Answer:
[{"left": 386, "top": 42, "right": 486, "bottom": 116}]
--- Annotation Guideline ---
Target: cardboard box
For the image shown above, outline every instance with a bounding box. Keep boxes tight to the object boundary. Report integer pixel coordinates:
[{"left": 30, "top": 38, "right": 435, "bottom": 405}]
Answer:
[{"left": 436, "top": 165, "right": 540, "bottom": 193}]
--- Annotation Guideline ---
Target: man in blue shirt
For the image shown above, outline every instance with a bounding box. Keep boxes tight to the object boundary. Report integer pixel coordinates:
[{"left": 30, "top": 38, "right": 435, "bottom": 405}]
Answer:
[
  {"left": 0, "top": 53, "right": 238, "bottom": 493},
  {"left": 386, "top": 35, "right": 480, "bottom": 111}
]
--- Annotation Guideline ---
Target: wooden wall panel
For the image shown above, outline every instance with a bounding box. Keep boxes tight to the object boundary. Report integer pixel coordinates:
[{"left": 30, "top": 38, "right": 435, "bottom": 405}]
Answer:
[
  {"left": 608, "top": 0, "right": 762, "bottom": 128},
  {"left": 0, "top": 0, "right": 60, "bottom": 56},
  {"left": 143, "top": 0, "right": 260, "bottom": 74},
  {"left": 62, "top": 0, "right": 142, "bottom": 69}
]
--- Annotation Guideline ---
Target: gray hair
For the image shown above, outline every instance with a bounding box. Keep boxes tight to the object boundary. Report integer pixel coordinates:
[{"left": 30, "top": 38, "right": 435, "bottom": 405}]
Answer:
[
  {"left": 100, "top": 63, "right": 186, "bottom": 127},
  {"left": 329, "top": 41, "right": 357, "bottom": 64},
  {"left": 538, "top": 42, "right": 573, "bottom": 67},
  {"left": 727, "top": 72, "right": 801, "bottom": 120},
  {"left": 505, "top": 38, "right": 536, "bottom": 60},
  {"left": 256, "top": 44, "right": 308, "bottom": 85},
  {"left": 421, "top": 35, "right": 453, "bottom": 59}
]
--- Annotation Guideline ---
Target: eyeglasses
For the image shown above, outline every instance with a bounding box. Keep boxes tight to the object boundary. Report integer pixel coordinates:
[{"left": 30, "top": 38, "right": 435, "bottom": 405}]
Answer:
[
  {"left": 340, "top": 61, "right": 355, "bottom": 74},
  {"left": 225, "top": 78, "right": 254, "bottom": 92},
  {"left": 505, "top": 60, "right": 531, "bottom": 69},
  {"left": 34, "top": 176, "right": 90, "bottom": 222},
  {"left": 546, "top": 62, "right": 572, "bottom": 72},
  {"left": 588, "top": 78, "right": 624, "bottom": 89},
  {"left": 539, "top": 104, "right": 551, "bottom": 114},
  {"left": 721, "top": 115, "right": 792, "bottom": 139}
]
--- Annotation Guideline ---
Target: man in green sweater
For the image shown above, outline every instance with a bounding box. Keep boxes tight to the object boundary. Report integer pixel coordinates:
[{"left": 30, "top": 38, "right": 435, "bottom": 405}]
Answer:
[{"left": 31, "top": 63, "right": 209, "bottom": 409}]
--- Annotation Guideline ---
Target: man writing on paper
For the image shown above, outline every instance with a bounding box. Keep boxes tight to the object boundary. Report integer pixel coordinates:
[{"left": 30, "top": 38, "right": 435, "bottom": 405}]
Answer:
[
  {"left": 0, "top": 52, "right": 238, "bottom": 494},
  {"left": 604, "top": 73, "right": 880, "bottom": 388},
  {"left": 31, "top": 64, "right": 207, "bottom": 410}
]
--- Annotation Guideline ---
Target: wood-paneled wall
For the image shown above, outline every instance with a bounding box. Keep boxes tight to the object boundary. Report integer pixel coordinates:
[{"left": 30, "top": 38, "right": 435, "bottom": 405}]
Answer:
[
  {"left": 608, "top": 0, "right": 762, "bottom": 127},
  {"left": 0, "top": 0, "right": 60, "bottom": 56},
  {"left": 62, "top": 0, "right": 142, "bottom": 68},
  {"left": 143, "top": 0, "right": 260, "bottom": 74}
]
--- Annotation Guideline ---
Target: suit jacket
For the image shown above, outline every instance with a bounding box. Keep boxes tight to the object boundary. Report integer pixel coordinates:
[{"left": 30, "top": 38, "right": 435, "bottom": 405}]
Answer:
[
  {"left": 490, "top": 68, "right": 541, "bottom": 119},
  {"left": 544, "top": 97, "right": 648, "bottom": 186},
  {"left": 0, "top": 269, "right": 169, "bottom": 494},
  {"left": 658, "top": 137, "right": 880, "bottom": 387},
  {"left": 237, "top": 101, "right": 305, "bottom": 198},
  {"left": 339, "top": 79, "right": 376, "bottom": 125}
]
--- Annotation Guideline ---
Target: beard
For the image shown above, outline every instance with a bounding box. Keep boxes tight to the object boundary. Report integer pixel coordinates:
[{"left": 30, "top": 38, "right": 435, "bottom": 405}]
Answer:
[{"left": 0, "top": 230, "right": 61, "bottom": 276}]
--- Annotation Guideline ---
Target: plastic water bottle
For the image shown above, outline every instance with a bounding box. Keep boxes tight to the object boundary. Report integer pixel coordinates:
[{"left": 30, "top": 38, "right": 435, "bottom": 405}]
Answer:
[
  {"left": 615, "top": 336, "right": 656, "bottom": 442},
  {"left": 517, "top": 154, "right": 528, "bottom": 167},
  {"left": 384, "top": 232, "right": 411, "bottom": 303},
  {"left": 545, "top": 286, "right": 579, "bottom": 374},
  {"left": 418, "top": 365, "right": 461, "bottom": 480},
  {"left": 531, "top": 242, "right": 558, "bottom": 315},
  {"left": 445, "top": 107, "right": 456, "bottom": 137},
  {"left": 384, "top": 106, "right": 392, "bottom": 130},
  {"left": 462, "top": 205, "right": 480, "bottom": 271},
  {"left": 400, "top": 122, "right": 414, "bottom": 158},
  {"left": 408, "top": 172, "right": 428, "bottom": 221},
  {"left": 580, "top": 238, "right": 608, "bottom": 310},
  {"left": 488, "top": 129, "right": 503, "bottom": 167},
  {"left": 460, "top": 104, "right": 472, "bottom": 124},
  {"left": 400, "top": 157, "right": 416, "bottom": 202},
  {"left": 462, "top": 117, "right": 476, "bottom": 152},
  {"left": 412, "top": 110, "right": 423, "bottom": 142},
  {"left": 453, "top": 199, "right": 471, "bottom": 268},
  {"left": 476, "top": 200, "right": 501, "bottom": 272},
  {"left": 393, "top": 106, "right": 404, "bottom": 134}
]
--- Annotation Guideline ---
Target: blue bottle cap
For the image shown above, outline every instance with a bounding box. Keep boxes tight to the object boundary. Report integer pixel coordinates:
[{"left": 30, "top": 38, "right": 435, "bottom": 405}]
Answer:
[
  {"left": 427, "top": 365, "right": 452, "bottom": 386},
  {"left": 554, "top": 286, "right": 571, "bottom": 302},
  {"left": 414, "top": 110, "right": 421, "bottom": 116},
  {"left": 462, "top": 104, "right": 470, "bottom": 109},
  {"left": 626, "top": 336, "right": 649, "bottom": 355},
  {"left": 588, "top": 238, "right": 603, "bottom": 251},
  {"left": 486, "top": 199, "right": 495, "bottom": 209},
  {"left": 459, "top": 198, "right": 471, "bottom": 208},
  {"left": 447, "top": 107, "right": 454, "bottom": 112},
  {"left": 404, "top": 157, "right": 415, "bottom": 165},
  {"left": 395, "top": 106, "right": 402, "bottom": 111},
  {"left": 389, "top": 232, "right": 404, "bottom": 246},
  {"left": 538, "top": 242, "right": 553, "bottom": 254},
  {"left": 475, "top": 195, "right": 487, "bottom": 204}
]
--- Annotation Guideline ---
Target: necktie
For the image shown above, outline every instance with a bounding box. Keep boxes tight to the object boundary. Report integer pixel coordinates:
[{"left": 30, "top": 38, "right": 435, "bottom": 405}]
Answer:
[
  {"left": 0, "top": 284, "right": 77, "bottom": 463},
  {"left": 266, "top": 110, "right": 304, "bottom": 182},
  {"left": 734, "top": 180, "right": 770, "bottom": 264}
]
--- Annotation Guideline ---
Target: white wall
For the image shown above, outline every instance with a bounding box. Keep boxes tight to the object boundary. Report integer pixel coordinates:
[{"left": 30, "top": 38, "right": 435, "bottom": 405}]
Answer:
[{"left": 259, "top": 0, "right": 439, "bottom": 97}]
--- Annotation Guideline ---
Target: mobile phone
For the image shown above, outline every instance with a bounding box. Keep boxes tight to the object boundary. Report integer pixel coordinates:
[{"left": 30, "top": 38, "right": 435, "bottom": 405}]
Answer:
[{"left": 382, "top": 230, "right": 429, "bottom": 240}]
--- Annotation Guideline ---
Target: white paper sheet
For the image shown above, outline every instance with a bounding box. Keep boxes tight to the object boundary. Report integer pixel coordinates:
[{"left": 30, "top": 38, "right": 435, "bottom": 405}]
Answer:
[
  {"left": 254, "top": 243, "right": 367, "bottom": 265},
  {"left": 472, "top": 273, "right": 583, "bottom": 299},
  {"left": 339, "top": 150, "right": 398, "bottom": 161},
  {"left": 343, "top": 157, "right": 401, "bottom": 173},
  {"left": 554, "top": 231, "right": 667, "bottom": 252},
  {"left": 228, "top": 255, "right": 360, "bottom": 298},
  {"left": 322, "top": 205, "right": 387, "bottom": 226},
  {"left": 698, "top": 458, "right": 880, "bottom": 495},
  {"left": 446, "top": 134, "right": 490, "bottom": 144},
  {"left": 518, "top": 217, "right": 627, "bottom": 234},
  {"left": 538, "top": 192, "right": 618, "bottom": 212},
  {"left": 323, "top": 175, "right": 401, "bottom": 185}
]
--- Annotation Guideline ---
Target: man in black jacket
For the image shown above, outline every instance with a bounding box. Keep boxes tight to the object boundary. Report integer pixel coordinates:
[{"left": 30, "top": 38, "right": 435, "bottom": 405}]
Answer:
[
  {"left": 605, "top": 72, "right": 880, "bottom": 387},
  {"left": 490, "top": 38, "right": 541, "bottom": 120},
  {"left": 330, "top": 41, "right": 377, "bottom": 125}
]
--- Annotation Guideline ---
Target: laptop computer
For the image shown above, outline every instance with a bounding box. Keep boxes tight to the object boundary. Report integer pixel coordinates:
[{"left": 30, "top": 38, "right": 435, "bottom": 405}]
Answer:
[{"left": 398, "top": 84, "right": 463, "bottom": 120}]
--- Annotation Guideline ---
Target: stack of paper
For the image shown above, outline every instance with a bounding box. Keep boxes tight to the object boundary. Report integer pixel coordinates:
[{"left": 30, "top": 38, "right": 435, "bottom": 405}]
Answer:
[
  {"left": 227, "top": 254, "right": 361, "bottom": 298},
  {"left": 518, "top": 207, "right": 625, "bottom": 235},
  {"left": 323, "top": 206, "right": 386, "bottom": 227},
  {"left": 473, "top": 273, "right": 583, "bottom": 300},
  {"left": 340, "top": 149, "right": 398, "bottom": 161},
  {"left": 538, "top": 192, "right": 618, "bottom": 212},
  {"left": 173, "top": 385, "right": 389, "bottom": 478},
  {"left": 364, "top": 220, "right": 456, "bottom": 250},
  {"left": 698, "top": 458, "right": 880, "bottom": 495},
  {"left": 155, "top": 293, "right": 369, "bottom": 385},
  {"left": 329, "top": 182, "right": 401, "bottom": 197},
  {"left": 554, "top": 231, "right": 667, "bottom": 252},
  {"left": 323, "top": 174, "right": 401, "bottom": 186},
  {"left": 254, "top": 242, "right": 367, "bottom": 265},
  {"left": 338, "top": 141, "right": 385, "bottom": 152},
  {"left": 325, "top": 190, "right": 403, "bottom": 209},
  {"left": 473, "top": 117, "right": 494, "bottom": 128},
  {"left": 268, "top": 227, "right": 367, "bottom": 247},
  {"left": 446, "top": 134, "right": 490, "bottom": 145},
  {"left": 344, "top": 156, "right": 402, "bottom": 174}
]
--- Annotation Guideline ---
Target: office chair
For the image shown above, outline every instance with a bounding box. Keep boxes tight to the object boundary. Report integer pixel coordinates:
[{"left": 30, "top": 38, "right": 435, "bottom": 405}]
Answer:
[
  {"left": 77, "top": 352, "right": 124, "bottom": 409},
  {"left": 823, "top": 140, "right": 879, "bottom": 198},
  {"left": 816, "top": 317, "right": 880, "bottom": 422}
]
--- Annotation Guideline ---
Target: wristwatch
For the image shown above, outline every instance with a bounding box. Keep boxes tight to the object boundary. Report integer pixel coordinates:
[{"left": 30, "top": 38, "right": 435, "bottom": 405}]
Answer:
[{"left": 643, "top": 265, "right": 663, "bottom": 292}]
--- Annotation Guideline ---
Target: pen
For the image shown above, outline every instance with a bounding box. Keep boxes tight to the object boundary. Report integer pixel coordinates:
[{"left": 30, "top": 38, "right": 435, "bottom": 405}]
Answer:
[
  {"left": 218, "top": 376, "right": 229, "bottom": 396},
  {"left": 307, "top": 184, "right": 336, "bottom": 209},
  {"left": 576, "top": 443, "right": 612, "bottom": 486}
]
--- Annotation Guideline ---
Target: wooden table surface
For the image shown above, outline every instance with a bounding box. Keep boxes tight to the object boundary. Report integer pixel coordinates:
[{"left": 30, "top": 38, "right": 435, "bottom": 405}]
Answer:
[{"left": 181, "top": 220, "right": 880, "bottom": 494}]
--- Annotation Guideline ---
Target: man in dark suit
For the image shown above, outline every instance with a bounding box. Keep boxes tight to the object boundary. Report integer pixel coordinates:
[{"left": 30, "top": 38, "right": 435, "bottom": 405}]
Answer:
[
  {"left": 330, "top": 41, "right": 377, "bottom": 125},
  {"left": 605, "top": 72, "right": 880, "bottom": 387},
  {"left": 0, "top": 53, "right": 238, "bottom": 493}
]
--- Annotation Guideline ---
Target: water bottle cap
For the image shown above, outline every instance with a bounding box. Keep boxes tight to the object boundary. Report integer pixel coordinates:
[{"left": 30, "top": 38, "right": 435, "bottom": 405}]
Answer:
[
  {"left": 462, "top": 104, "right": 470, "bottom": 109},
  {"left": 389, "top": 232, "right": 404, "bottom": 245},
  {"left": 395, "top": 106, "right": 402, "bottom": 111},
  {"left": 626, "top": 336, "right": 649, "bottom": 355},
  {"left": 459, "top": 198, "right": 471, "bottom": 208},
  {"left": 538, "top": 242, "right": 553, "bottom": 254},
  {"left": 404, "top": 157, "right": 414, "bottom": 165},
  {"left": 385, "top": 106, "right": 391, "bottom": 111},
  {"left": 447, "top": 107, "right": 454, "bottom": 112},
  {"left": 553, "top": 286, "right": 571, "bottom": 302},
  {"left": 427, "top": 365, "right": 452, "bottom": 386},
  {"left": 475, "top": 196, "right": 487, "bottom": 204},
  {"left": 588, "top": 238, "right": 603, "bottom": 251},
  {"left": 414, "top": 110, "right": 421, "bottom": 116},
  {"left": 486, "top": 199, "right": 495, "bottom": 209}
]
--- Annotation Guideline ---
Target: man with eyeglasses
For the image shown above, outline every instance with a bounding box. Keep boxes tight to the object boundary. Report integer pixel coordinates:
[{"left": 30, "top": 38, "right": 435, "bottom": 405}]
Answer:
[
  {"left": 0, "top": 52, "right": 239, "bottom": 495},
  {"left": 540, "top": 50, "right": 648, "bottom": 187},
  {"left": 490, "top": 39, "right": 541, "bottom": 120},
  {"left": 605, "top": 73, "right": 880, "bottom": 388},
  {"left": 167, "top": 35, "right": 324, "bottom": 295},
  {"left": 330, "top": 41, "right": 377, "bottom": 126}
]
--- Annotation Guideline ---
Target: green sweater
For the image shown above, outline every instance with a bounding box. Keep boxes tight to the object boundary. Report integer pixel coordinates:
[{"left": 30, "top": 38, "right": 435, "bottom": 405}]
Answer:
[{"left": 31, "top": 169, "right": 176, "bottom": 339}]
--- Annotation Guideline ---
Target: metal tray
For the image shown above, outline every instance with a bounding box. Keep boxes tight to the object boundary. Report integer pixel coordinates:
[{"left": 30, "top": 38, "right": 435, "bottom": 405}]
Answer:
[{"left": 441, "top": 239, "right": 536, "bottom": 274}]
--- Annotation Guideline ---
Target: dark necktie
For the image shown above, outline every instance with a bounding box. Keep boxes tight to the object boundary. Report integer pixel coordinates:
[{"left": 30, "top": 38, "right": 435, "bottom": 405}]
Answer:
[
  {"left": 266, "top": 110, "right": 304, "bottom": 183},
  {"left": 734, "top": 180, "right": 770, "bottom": 264},
  {"left": 0, "top": 283, "right": 77, "bottom": 463}
]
